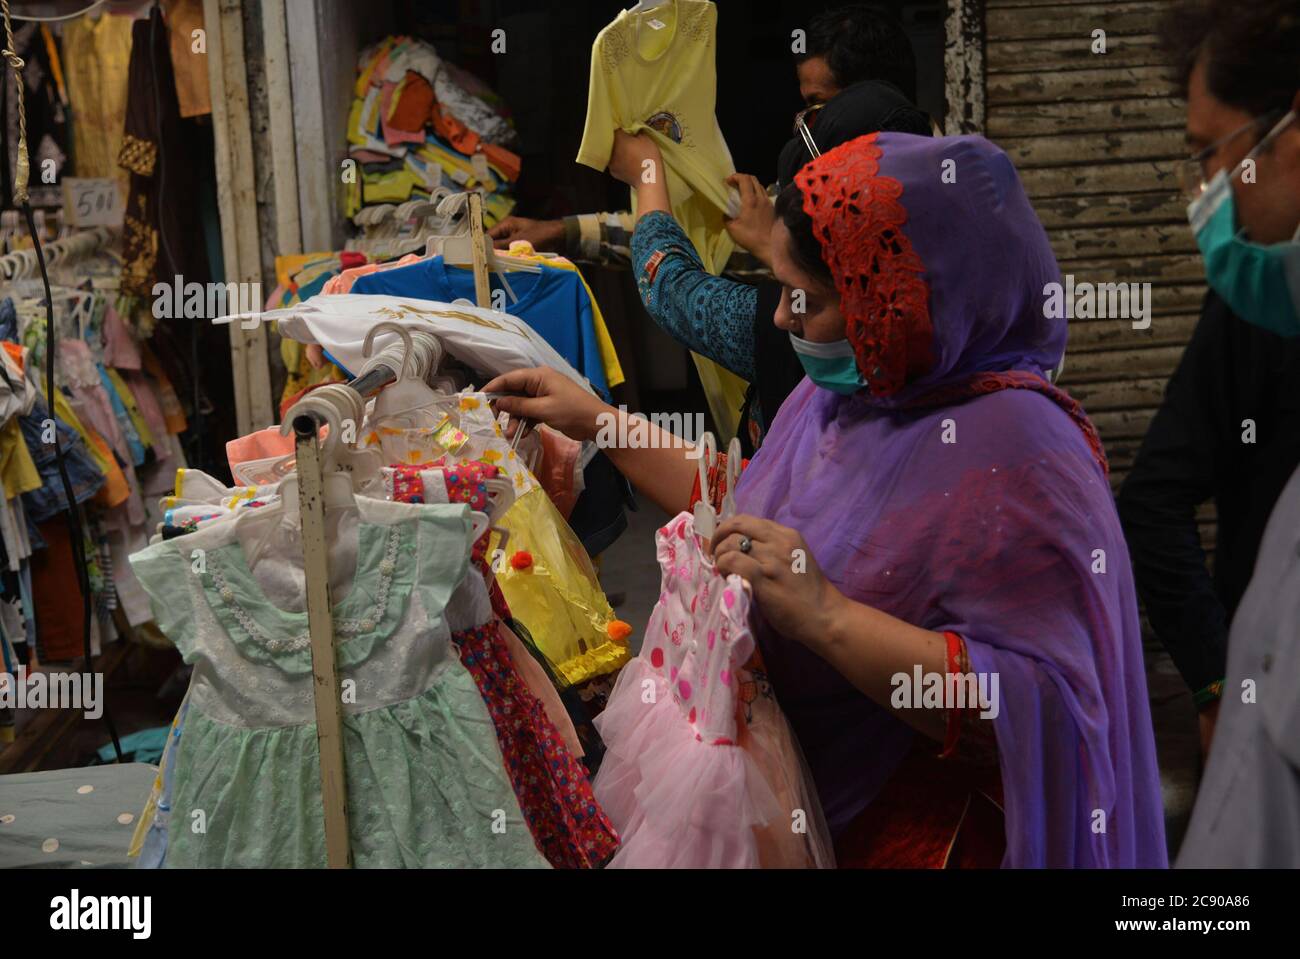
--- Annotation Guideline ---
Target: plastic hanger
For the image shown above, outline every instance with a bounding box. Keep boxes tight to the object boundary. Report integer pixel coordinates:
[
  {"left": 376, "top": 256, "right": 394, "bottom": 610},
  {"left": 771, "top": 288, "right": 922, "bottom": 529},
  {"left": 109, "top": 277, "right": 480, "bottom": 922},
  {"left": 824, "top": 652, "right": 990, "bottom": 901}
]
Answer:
[
  {"left": 692, "top": 431, "right": 719, "bottom": 541},
  {"left": 243, "top": 392, "right": 361, "bottom": 569},
  {"left": 427, "top": 193, "right": 542, "bottom": 299},
  {"left": 720, "top": 436, "right": 741, "bottom": 521},
  {"left": 360, "top": 322, "right": 444, "bottom": 425}
]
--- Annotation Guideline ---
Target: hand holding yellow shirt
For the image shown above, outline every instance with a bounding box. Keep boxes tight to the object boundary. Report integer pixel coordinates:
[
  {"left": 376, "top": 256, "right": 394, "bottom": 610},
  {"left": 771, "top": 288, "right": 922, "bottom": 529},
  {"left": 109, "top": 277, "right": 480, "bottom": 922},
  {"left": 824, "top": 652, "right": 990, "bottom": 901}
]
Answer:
[{"left": 577, "top": 0, "right": 748, "bottom": 439}]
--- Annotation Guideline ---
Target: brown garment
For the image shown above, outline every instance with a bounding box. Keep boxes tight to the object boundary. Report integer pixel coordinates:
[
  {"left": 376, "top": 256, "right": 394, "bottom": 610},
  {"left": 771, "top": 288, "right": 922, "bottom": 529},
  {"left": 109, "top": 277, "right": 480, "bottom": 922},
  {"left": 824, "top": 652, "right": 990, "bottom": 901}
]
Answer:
[
  {"left": 118, "top": 5, "right": 209, "bottom": 299},
  {"left": 161, "top": 0, "right": 210, "bottom": 118},
  {"left": 30, "top": 519, "right": 88, "bottom": 663}
]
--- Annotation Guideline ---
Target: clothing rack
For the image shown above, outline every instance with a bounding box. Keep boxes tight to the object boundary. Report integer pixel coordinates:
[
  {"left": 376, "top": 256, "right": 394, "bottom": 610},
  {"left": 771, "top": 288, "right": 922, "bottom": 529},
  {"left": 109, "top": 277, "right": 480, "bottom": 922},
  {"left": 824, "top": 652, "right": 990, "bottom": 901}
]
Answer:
[{"left": 286, "top": 191, "right": 492, "bottom": 867}]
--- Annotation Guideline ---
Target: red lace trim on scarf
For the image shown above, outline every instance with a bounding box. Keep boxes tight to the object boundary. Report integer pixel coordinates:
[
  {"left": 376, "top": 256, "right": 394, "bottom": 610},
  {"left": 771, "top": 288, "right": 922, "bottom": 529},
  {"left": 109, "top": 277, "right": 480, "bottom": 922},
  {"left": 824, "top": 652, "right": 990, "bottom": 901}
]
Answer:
[
  {"left": 903, "top": 370, "right": 1110, "bottom": 476},
  {"left": 794, "top": 132, "right": 933, "bottom": 398}
]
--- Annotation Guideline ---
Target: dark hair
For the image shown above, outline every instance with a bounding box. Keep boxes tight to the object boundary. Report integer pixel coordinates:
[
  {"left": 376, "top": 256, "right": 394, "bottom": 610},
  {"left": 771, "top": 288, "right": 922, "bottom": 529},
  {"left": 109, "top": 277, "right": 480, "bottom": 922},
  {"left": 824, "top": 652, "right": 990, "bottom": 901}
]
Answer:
[
  {"left": 1160, "top": 0, "right": 1300, "bottom": 115},
  {"left": 776, "top": 79, "right": 931, "bottom": 187},
  {"left": 774, "top": 182, "right": 834, "bottom": 287},
  {"left": 797, "top": 4, "right": 917, "bottom": 102}
]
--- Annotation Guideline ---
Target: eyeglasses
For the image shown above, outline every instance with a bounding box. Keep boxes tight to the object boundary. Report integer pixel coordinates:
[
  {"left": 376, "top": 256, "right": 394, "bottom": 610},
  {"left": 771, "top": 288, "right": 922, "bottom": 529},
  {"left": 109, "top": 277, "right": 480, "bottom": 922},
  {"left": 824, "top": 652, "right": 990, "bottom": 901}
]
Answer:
[
  {"left": 1176, "top": 111, "right": 1284, "bottom": 199},
  {"left": 793, "top": 103, "right": 825, "bottom": 160}
]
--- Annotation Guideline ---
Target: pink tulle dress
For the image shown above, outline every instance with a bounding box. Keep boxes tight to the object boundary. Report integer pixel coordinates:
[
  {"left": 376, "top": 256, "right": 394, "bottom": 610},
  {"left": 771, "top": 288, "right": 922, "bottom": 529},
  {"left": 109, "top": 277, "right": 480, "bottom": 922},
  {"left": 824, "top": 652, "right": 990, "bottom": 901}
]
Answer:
[{"left": 594, "top": 510, "right": 833, "bottom": 868}]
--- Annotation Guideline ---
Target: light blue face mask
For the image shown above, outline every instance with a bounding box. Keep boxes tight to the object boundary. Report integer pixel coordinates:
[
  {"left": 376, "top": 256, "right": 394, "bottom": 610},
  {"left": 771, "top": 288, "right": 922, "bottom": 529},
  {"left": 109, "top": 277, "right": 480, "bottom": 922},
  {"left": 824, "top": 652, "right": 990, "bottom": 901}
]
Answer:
[
  {"left": 789, "top": 333, "right": 866, "bottom": 394},
  {"left": 1187, "top": 110, "right": 1300, "bottom": 338}
]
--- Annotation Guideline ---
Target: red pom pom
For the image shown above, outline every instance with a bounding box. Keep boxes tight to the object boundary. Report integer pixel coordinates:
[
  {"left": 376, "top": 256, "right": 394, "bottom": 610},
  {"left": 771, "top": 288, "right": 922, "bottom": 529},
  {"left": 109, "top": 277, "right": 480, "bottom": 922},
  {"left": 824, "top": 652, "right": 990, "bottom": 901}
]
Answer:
[{"left": 509, "top": 550, "right": 533, "bottom": 570}]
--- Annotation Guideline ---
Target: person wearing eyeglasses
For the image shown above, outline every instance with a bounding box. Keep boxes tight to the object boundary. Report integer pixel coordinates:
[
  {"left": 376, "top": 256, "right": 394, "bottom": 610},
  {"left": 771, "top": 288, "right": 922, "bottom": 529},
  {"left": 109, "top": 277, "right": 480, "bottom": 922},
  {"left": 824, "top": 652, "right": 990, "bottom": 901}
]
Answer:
[
  {"left": 488, "top": 4, "right": 920, "bottom": 272},
  {"left": 608, "top": 80, "right": 931, "bottom": 455},
  {"left": 1115, "top": 0, "right": 1300, "bottom": 866}
]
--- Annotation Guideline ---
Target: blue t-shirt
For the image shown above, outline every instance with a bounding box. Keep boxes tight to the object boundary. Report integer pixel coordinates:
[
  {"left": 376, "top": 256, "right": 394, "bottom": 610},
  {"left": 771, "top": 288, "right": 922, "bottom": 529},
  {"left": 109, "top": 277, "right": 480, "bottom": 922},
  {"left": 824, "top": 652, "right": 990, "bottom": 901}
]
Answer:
[{"left": 351, "top": 257, "right": 608, "bottom": 394}]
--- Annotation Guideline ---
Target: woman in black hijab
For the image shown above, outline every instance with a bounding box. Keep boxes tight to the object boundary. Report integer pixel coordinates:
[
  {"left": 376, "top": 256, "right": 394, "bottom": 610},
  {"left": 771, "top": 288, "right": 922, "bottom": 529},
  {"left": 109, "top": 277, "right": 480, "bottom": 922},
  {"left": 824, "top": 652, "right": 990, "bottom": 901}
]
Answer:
[{"left": 608, "top": 80, "right": 931, "bottom": 455}]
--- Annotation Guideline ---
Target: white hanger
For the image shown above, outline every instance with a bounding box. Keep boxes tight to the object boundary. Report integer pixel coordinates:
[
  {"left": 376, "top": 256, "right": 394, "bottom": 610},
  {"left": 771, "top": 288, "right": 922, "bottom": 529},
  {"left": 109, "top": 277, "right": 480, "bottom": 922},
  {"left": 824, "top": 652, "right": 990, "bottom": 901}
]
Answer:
[
  {"left": 427, "top": 193, "right": 541, "bottom": 298},
  {"left": 720, "top": 436, "right": 741, "bottom": 521},
  {"left": 360, "top": 322, "right": 445, "bottom": 426},
  {"left": 243, "top": 392, "right": 361, "bottom": 568},
  {"left": 692, "top": 431, "right": 719, "bottom": 540}
]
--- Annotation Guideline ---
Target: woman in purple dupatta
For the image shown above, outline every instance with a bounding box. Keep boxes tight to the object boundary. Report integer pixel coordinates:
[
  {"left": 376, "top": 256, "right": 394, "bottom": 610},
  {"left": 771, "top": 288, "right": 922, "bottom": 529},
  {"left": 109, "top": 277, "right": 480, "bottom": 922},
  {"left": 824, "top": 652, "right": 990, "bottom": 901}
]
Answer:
[{"left": 486, "top": 132, "right": 1167, "bottom": 867}]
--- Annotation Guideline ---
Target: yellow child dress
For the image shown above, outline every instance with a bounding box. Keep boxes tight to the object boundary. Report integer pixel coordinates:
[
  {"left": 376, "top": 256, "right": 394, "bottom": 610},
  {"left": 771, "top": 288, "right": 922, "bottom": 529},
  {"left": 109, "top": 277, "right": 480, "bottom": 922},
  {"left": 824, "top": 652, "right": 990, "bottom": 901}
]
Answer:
[{"left": 364, "top": 392, "right": 631, "bottom": 686}]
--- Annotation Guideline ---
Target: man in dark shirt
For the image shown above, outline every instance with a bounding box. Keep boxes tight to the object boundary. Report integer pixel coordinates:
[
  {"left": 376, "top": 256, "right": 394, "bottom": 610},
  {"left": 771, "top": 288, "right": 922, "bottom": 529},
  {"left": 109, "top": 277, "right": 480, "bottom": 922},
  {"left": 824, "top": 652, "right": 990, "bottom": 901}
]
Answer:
[{"left": 1116, "top": 2, "right": 1300, "bottom": 757}]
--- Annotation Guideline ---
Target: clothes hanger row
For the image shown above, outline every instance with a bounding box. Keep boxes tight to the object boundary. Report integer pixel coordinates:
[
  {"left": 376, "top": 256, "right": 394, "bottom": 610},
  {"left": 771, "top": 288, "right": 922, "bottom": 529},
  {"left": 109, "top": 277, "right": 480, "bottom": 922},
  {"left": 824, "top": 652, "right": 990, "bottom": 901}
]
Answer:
[
  {"left": 0, "top": 226, "right": 113, "bottom": 281},
  {"left": 346, "top": 189, "right": 459, "bottom": 258}
]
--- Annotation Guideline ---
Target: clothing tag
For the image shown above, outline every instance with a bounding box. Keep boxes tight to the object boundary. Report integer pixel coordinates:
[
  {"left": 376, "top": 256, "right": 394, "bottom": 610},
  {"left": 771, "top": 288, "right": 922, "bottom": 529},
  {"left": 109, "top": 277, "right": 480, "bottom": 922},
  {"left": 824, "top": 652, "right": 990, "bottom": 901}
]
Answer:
[
  {"left": 647, "top": 17, "right": 666, "bottom": 29},
  {"left": 470, "top": 151, "right": 491, "bottom": 182},
  {"left": 433, "top": 414, "right": 469, "bottom": 453}
]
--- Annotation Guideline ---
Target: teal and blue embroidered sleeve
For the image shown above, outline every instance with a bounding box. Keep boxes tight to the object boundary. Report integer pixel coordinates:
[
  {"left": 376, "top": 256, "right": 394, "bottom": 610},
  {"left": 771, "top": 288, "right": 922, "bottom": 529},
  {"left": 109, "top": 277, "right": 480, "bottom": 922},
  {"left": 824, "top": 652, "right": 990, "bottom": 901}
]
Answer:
[{"left": 631, "top": 210, "right": 758, "bottom": 382}]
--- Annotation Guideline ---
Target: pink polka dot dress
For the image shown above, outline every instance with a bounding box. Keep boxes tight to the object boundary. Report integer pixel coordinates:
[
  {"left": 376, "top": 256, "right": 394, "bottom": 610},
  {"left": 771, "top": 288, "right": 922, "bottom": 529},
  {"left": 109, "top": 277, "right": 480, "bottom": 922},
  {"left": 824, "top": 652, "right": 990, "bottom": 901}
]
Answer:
[{"left": 593, "top": 511, "right": 807, "bottom": 867}]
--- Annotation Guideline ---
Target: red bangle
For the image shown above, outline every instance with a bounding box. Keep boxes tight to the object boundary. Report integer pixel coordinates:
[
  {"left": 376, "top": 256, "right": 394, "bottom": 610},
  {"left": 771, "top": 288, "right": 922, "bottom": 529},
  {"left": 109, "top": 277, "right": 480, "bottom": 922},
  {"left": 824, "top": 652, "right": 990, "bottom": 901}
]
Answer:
[{"left": 940, "top": 630, "right": 965, "bottom": 759}]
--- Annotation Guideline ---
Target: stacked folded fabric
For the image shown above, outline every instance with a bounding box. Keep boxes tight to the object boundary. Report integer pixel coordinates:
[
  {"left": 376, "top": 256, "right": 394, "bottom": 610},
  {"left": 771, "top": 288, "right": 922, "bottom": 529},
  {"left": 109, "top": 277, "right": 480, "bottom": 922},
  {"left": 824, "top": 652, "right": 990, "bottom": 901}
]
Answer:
[{"left": 346, "top": 37, "right": 522, "bottom": 225}]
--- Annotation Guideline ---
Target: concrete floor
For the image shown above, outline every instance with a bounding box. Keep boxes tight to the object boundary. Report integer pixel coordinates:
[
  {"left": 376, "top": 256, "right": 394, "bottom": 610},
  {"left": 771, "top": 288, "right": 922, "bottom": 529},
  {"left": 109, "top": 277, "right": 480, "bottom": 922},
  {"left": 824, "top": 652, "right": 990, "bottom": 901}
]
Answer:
[{"left": 598, "top": 493, "right": 1202, "bottom": 860}]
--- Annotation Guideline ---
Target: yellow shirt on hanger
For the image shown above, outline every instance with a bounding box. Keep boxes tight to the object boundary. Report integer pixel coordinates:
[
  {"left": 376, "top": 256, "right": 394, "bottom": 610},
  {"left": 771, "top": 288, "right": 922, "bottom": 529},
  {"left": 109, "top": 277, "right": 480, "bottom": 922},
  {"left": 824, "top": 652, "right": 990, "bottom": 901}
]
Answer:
[{"left": 577, "top": 0, "right": 748, "bottom": 439}]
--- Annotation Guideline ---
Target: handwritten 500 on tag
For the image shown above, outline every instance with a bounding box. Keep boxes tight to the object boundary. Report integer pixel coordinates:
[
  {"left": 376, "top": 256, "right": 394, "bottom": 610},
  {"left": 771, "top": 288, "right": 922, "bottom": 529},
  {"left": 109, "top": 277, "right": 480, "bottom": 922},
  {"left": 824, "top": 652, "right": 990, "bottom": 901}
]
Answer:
[{"left": 62, "top": 178, "right": 124, "bottom": 228}]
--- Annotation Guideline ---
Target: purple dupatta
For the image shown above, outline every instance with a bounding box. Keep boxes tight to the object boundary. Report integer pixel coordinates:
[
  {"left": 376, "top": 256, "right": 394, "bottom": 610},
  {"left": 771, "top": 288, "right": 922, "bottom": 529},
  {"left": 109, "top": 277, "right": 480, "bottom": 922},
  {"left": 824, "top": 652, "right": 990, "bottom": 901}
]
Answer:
[{"left": 734, "top": 133, "right": 1167, "bottom": 867}]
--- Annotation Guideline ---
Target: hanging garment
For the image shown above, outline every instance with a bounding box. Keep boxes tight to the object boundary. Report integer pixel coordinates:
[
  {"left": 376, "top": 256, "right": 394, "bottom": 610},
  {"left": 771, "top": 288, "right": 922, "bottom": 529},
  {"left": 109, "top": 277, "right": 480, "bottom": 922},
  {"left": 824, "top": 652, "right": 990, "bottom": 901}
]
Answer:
[
  {"left": 367, "top": 393, "right": 631, "bottom": 685},
  {"left": 118, "top": 5, "right": 210, "bottom": 298},
  {"left": 576, "top": 0, "right": 747, "bottom": 437},
  {"left": 29, "top": 518, "right": 93, "bottom": 662},
  {"left": 131, "top": 691, "right": 188, "bottom": 867},
  {"left": 19, "top": 394, "right": 105, "bottom": 524},
  {"left": 128, "top": 497, "right": 550, "bottom": 868},
  {"left": 405, "top": 392, "right": 629, "bottom": 686},
  {"left": 351, "top": 257, "right": 611, "bottom": 395},
  {"left": 161, "top": 0, "right": 211, "bottom": 118},
  {"left": 593, "top": 510, "right": 832, "bottom": 868},
  {"left": 236, "top": 294, "right": 595, "bottom": 393},
  {"left": 61, "top": 11, "right": 134, "bottom": 188},
  {"left": 0, "top": 22, "right": 69, "bottom": 208},
  {"left": 504, "top": 241, "right": 624, "bottom": 389},
  {"left": 391, "top": 461, "right": 581, "bottom": 756},
  {"left": 225, "top": 425, "right": 296, "bottom": 486},
  {"left": 390, "top": 461, "right": 620, "bottom": 868}
]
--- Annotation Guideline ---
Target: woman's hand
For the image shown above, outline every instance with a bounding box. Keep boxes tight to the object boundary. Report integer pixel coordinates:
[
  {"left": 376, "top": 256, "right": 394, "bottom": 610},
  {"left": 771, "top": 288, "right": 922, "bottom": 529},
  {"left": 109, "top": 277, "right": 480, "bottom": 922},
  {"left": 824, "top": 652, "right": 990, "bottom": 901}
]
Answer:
[
  {"left": 481, "top": 367, "right": 611, "bottom": 444},
  {"left": 608, "top": 130, "right": 664, "bottom": 187},
  {"left": 710, "top": 514, "right": 845, "bottom": 647},
  {"left": 712, "top": 513, "right": 949, "bottom": 742},
  {"left": 724, "top": 174, "right": 775, "bottom": 266}
]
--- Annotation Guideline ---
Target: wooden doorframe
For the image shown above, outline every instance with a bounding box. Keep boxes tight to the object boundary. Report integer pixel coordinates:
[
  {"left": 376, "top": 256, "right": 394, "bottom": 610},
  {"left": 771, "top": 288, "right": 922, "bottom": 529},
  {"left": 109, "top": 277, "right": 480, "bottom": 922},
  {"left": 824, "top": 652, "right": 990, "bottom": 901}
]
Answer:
[
  {"left": 944, "top": 0, "right": 986, "bottom": 135},
  {"left": 204, "top": 0, "right": 275, "bottom": 433}
]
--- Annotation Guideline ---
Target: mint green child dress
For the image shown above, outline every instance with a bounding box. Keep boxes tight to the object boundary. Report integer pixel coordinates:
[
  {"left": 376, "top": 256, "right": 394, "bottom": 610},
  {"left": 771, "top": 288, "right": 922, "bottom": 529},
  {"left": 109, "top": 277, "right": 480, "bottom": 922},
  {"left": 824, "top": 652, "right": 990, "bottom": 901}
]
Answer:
[{"left": 129, "top": 496, "right": 549, "bottom": 868}]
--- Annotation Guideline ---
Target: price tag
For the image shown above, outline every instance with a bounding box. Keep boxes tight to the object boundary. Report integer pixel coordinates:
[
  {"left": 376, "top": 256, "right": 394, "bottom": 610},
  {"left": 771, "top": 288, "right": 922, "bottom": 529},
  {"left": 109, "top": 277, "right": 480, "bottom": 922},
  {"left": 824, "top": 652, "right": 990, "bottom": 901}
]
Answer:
[
  {"left": 470, "top": 151, "right": 491, "bottom": 183},
  {"left": 62, "top": 178, "right": 124, "bottom": 227}
]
